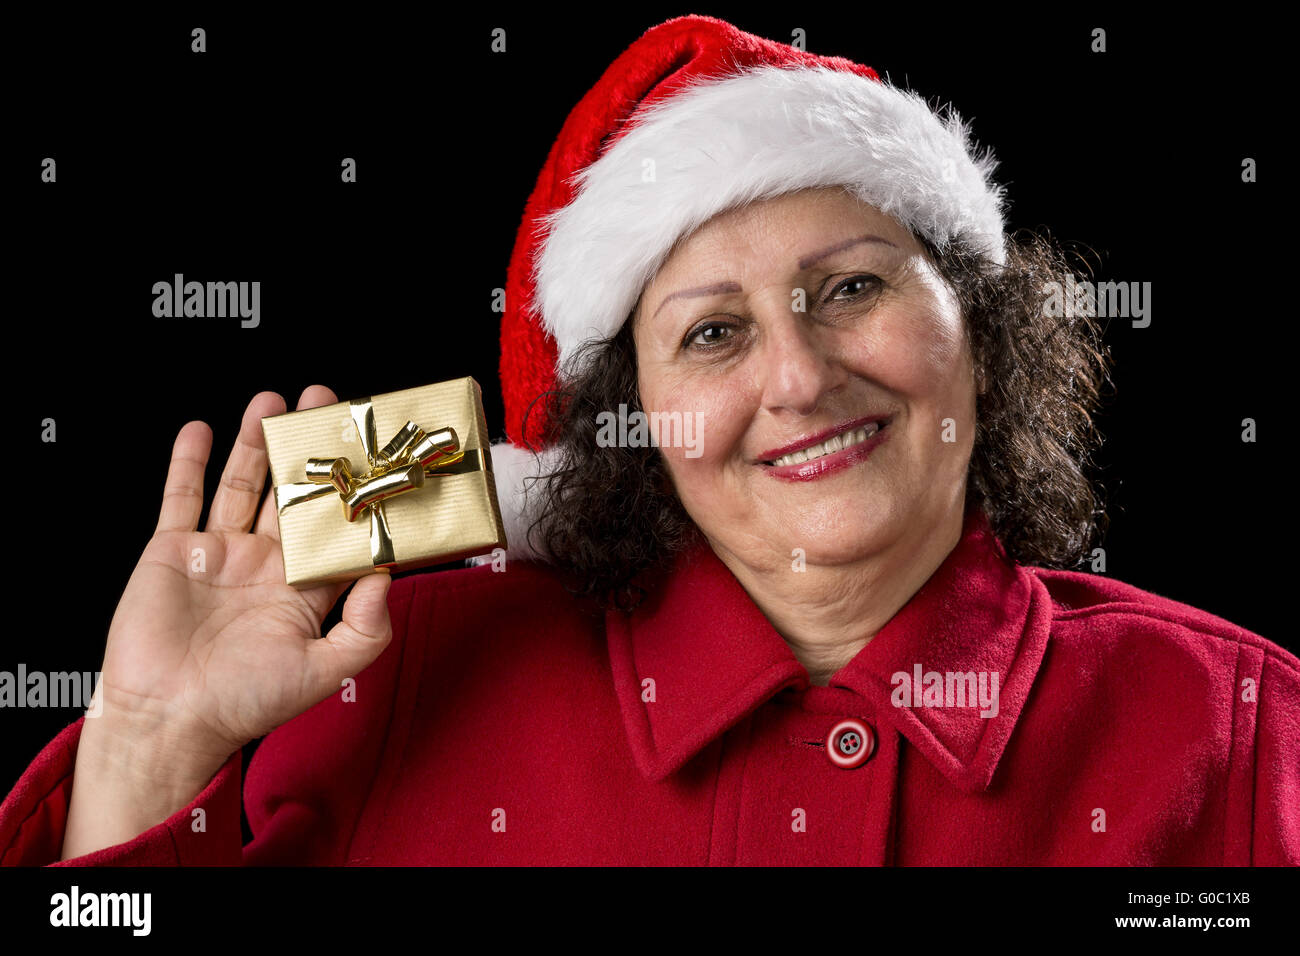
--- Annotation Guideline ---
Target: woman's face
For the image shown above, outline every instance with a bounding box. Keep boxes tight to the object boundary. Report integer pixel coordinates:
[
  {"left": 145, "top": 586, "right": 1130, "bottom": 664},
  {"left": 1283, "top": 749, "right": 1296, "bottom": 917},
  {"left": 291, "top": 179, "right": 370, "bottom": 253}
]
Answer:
[{"left": 632, "top": 187, "right": 978, "bottom": 570}]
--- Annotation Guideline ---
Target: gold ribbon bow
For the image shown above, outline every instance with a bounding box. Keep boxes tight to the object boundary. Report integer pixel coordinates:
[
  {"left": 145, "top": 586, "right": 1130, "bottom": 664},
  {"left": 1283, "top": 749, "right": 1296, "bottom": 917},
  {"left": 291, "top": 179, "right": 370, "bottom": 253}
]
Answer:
[{"left": 274, "top": 398, "right": 469, "bottom": 570}]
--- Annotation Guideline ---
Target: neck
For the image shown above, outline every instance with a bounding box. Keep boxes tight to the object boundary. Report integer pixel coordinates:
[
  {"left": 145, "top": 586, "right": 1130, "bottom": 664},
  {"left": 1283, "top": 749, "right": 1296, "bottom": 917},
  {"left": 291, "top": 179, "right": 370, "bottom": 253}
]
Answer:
[{"left": 710, "top": 504, "right": 967, "bottom": 686}]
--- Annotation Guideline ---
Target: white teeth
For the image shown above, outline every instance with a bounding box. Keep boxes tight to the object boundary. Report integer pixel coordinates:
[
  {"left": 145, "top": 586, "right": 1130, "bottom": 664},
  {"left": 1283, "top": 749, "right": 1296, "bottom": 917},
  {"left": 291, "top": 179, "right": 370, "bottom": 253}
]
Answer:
[{"left": 768, "top": 422, "right": 882, "bottom": 467}]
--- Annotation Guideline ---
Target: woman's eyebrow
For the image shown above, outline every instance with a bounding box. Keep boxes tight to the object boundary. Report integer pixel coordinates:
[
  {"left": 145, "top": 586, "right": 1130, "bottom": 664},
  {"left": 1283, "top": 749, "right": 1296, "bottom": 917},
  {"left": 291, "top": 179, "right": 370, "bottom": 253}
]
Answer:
[
  {"left": 798, "top": 234, "right": 896, "bottom": 269},
  {"left": 652, "top": 281, "right": 743, "bottom": 319},
  {"left": 650, "top": 235, "right": 897, "bottom": 320}
]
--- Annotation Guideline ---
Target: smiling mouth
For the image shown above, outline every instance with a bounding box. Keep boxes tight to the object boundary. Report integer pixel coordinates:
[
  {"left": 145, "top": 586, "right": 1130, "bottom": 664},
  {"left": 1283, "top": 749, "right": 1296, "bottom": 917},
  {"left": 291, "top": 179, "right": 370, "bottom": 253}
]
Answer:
[{"left": 761, "top": 419, "right": 890, "bottom": 467}]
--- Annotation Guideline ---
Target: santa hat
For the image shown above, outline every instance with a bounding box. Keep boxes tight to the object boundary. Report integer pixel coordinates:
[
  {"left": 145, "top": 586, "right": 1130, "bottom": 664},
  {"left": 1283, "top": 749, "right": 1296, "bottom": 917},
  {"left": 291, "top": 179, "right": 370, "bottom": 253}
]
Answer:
[{"left": 484, "top": 14, "right": 1006, "bottom": 564}]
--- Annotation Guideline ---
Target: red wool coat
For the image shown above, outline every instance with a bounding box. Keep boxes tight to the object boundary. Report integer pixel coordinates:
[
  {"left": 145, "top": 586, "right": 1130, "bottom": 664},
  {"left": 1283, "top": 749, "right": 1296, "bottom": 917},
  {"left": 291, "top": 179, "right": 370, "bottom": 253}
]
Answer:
[{"left": 3, "top": 509, "right": 1297, "bottom": 865}]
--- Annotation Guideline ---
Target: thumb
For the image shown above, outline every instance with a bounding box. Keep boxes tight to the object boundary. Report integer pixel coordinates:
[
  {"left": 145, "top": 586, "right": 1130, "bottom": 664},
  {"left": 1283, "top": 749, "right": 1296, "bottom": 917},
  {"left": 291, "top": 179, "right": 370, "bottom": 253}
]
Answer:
[{"left": 307, "top": 571, "right": 394, "bottom": 692}]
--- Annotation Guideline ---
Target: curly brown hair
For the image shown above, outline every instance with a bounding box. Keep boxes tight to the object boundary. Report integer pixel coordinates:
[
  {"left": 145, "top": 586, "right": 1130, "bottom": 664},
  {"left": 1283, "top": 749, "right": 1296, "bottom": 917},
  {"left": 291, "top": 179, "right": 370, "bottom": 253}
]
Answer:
[{"left": 516, "top": 228, "right": 1112, "bottom": 611}]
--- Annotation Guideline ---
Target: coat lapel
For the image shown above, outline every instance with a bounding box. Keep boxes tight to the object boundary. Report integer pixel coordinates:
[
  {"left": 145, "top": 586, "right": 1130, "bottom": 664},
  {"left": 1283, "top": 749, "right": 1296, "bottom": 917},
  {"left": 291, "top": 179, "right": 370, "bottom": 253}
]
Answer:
[{"left": 606, "top": 508, "right": 1051, "bottom": 791}]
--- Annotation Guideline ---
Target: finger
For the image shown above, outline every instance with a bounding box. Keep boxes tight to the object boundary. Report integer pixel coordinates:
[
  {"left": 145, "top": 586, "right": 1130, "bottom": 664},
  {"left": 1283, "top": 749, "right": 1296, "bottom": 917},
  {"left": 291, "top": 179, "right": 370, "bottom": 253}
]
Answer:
[
  {"left": 156, "top": 421, "right": 213, "bottom": 534},
  {"left": 299, "top": 576, "right": 354, "bottom": 627},
  {"left": 305, "top": 572, "right": 393, "bottom": 695},
  {"left": 205, "top": 392, "right": 287, "bottom": 535},
  {"left": 253, "top": 385, "right": 340, "bottom": 542}
]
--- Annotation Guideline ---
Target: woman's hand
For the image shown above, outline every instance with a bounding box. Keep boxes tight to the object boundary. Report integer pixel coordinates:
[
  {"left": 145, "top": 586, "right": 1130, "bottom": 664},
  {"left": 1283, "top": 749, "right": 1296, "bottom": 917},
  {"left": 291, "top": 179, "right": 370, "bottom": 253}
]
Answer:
[{"left": 62, "top": 386, "right": 394, "bottom": 859}]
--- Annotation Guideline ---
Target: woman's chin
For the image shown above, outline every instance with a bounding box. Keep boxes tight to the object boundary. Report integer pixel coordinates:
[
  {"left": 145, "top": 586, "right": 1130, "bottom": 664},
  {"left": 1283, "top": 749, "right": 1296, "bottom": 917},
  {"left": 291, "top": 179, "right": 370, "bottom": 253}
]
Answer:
[{"left": 767, "top": 517, "right": 899, "bottom": 568}]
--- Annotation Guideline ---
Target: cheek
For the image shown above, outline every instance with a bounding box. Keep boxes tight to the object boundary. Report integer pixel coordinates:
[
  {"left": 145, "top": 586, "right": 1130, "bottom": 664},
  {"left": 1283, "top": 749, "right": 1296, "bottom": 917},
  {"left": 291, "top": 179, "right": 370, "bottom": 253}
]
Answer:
[
  {"left": 852, "top": 303, "right": 971, "bottom": 407},
  {"left": 640, "top": 365, "right": 757, "bottom": 472}
]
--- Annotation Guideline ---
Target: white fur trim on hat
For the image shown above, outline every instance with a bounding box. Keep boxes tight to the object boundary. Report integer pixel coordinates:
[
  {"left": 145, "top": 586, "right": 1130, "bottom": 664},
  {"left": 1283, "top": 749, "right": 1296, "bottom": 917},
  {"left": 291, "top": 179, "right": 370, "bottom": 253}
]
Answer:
[
  {"left": 533, "top": 64, "right": 1007, "bottom": 377},
  {"left": 467, "top": 440, "right": 565, "bottom": 566}
]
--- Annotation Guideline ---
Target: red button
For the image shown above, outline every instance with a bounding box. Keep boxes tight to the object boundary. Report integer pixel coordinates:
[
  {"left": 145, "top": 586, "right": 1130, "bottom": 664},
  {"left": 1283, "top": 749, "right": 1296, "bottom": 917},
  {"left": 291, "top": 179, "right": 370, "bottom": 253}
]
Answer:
[{"left": 826, "top": 718, "right": 875, "bottom": 769}]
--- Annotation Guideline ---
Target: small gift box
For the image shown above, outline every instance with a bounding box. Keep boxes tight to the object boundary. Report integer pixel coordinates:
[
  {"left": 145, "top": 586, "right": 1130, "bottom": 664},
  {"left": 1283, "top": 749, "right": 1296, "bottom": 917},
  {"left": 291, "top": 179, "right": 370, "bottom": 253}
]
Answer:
[{"left": 261, "top": 378, "right": 507, "bottom": 588}]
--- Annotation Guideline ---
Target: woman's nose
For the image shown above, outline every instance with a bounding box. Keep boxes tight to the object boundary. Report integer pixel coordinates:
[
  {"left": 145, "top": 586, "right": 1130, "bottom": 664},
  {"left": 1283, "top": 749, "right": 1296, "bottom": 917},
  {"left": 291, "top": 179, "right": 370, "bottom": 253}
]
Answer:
[{"left": 754, "top": 305, "right": 844, "bottom": 417}]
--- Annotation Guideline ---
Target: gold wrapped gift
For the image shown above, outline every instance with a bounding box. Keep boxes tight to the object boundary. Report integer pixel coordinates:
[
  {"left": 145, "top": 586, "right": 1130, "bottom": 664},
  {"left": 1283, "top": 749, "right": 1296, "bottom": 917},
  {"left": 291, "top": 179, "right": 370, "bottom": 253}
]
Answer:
[{"left": 261, "top": 378, "right": 507, "bottom": 588}]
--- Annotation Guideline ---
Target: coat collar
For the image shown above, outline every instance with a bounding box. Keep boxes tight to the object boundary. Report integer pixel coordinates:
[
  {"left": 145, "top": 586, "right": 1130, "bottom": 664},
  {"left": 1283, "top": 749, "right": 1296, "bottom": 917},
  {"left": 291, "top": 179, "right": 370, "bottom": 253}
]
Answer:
[{"left": 605, "top": 507, "right": 1052, "bottom": 791}]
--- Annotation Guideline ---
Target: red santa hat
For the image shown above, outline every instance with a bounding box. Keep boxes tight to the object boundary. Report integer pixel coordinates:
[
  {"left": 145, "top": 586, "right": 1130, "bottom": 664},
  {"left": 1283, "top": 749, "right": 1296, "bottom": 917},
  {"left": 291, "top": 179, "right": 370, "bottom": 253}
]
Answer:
[{"left": 487, "top": 14, "right": 1006, "bottom": 563}]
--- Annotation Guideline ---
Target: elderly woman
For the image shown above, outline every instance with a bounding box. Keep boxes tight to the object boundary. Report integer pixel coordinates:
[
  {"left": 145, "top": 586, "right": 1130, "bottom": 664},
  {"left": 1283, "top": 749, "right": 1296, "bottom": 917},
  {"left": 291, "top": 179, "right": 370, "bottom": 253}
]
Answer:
[{"left": 3, "top": 15, "right": 1296, "bottom": 866}]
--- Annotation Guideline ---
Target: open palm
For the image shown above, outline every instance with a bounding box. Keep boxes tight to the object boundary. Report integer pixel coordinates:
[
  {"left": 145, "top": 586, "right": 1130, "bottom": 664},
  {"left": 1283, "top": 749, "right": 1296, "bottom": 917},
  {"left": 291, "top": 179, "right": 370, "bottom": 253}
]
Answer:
[{"left": 96, "top": 386, "right": 393, "bottom": 764}]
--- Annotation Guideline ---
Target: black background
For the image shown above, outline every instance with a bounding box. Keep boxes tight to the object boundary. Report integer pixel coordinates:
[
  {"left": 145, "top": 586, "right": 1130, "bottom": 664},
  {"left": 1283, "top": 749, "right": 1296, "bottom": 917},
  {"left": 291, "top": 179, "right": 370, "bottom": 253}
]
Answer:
[{"left": 3, "top": 6, "right": 1291, "bottom": 850}]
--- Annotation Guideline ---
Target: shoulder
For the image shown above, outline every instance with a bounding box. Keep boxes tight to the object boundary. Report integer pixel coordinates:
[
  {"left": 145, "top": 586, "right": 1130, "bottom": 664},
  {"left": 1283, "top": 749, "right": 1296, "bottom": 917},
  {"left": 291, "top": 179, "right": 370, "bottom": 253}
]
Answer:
[
  {"left": 1023, "top": 566, "right": 1299, "bottom": 863},
  {"left": 1028, "top": 564, "right": 1300, "bottom": 692},
  {"left": 389, "top": 557, "right": 602, "bottom": 630},
  {"left": 386, "top": 558, "right": 610, "bottom": 681}
]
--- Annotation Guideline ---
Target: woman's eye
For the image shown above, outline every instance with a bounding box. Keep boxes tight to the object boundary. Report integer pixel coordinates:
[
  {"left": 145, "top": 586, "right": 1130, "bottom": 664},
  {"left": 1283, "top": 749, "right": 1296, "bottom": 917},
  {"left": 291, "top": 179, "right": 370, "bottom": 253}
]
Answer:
[
  {"left": 826, "top": 274, "right": 880, "bottom": 301},
  {"left": 686, "top": 322, "right": 734, "bottom": 349}
]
